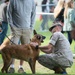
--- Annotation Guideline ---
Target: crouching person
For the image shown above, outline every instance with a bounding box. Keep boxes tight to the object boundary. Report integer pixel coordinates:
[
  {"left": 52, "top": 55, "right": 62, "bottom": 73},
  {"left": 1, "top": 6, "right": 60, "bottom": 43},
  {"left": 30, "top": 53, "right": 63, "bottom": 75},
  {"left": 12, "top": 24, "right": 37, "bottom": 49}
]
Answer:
[{"left": 31, "top": 22, "right": 73, "bottom": 74}]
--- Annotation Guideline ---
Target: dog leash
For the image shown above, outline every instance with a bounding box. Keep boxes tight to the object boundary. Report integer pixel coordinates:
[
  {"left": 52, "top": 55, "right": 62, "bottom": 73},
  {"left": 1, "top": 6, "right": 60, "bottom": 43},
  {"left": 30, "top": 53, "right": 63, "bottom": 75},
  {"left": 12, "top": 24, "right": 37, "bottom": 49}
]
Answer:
[
  {"left": 0, "top": 24, "right": 16, "bottom": 45},
  {"left": 5, "top": 34, "right": 16, "bottom": 45}
]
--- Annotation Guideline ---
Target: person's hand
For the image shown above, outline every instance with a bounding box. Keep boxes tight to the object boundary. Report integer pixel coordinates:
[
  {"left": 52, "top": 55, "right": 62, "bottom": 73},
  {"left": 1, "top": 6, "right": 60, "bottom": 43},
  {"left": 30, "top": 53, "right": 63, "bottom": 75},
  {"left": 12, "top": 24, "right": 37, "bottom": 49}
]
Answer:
[
  {"left": 30, "top": 42, "right": 39, "bottom": 49},
  {"left": 30, "top": 42, "right": 38, "bottom": 47}
]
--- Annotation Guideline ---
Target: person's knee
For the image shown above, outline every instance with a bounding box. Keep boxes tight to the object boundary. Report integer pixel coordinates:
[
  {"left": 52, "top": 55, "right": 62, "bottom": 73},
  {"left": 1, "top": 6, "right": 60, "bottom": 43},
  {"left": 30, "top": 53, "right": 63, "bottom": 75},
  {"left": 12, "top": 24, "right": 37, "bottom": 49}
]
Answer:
[
  {"left": 38, "top": 55, "right": 44, "bottom": 63},
  {"left": 38, "top": 55, "right": 47, "bottom": 64},
  {"left": 38, "top": 56, "right": 42, "bottom": 63}
]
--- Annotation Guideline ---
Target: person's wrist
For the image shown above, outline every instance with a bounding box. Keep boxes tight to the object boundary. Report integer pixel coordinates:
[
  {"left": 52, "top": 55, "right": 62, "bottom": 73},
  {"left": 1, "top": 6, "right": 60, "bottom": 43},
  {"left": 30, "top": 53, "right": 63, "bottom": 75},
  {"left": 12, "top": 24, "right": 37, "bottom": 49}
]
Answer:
[{"left": 35, "top": 45, "right": 39, "bottom": 49}]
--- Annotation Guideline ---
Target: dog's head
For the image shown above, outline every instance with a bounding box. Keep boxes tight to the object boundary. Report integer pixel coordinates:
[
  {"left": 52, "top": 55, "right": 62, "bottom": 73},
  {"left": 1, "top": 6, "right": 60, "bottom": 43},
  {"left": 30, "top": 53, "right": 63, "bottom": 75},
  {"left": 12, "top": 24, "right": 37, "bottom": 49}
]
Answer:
[{"left": 31, "top": 30, "right": 46, "bottom": 45}]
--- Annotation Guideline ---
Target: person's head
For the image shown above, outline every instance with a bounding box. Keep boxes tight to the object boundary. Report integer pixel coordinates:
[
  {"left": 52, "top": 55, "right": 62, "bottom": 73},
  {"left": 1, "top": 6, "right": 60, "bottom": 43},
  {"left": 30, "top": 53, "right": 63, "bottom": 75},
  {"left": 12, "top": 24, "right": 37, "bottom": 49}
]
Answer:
[
  {"left": 5, "top": 0, "right": 9, "bottom": 2},
  {"left": 64, "top": 0, "right": 74, "bottom": 18},
  {"left": 4, "top": 0, "right": 9, "bottom": 4},
  {"left": 56, "top": 0, "right": 65, "bottom": 7},
  {"left": 42, "top": 0, "right": 47, "bottom": 4},
  {"left": 54, "top": 0, "right": 65, "bottom": 18},
  {"left": 65, "top": 0, "right": 74, "bottom": 8},
  {"left": 49, "top": 22, "right": 62, "bottom": 33}
]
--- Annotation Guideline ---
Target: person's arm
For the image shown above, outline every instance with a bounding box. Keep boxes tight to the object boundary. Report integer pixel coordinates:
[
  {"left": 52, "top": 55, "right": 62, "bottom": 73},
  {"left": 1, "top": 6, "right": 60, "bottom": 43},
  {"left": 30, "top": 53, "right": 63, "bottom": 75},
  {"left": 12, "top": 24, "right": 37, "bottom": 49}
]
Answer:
[
  {"left": 38, "top": 43, "right": 53, "bottom": 54},
  {"left": 54, "top": 6, "right": 62, "bottom": 18},
  {"left": 30, "top": 1, "right": 36, "bottom": 30},
  {"left": 30, "top": 42, "right": 53, "bottom": 54},
  {"left": 54, "top": 7, "right": 59, "bottom": 18},
  {"left": 69, "top": 9, "right": 75, "bottom": 25},
  {"left": 7, "top": 0, "right": 13, "bottom": 27}
]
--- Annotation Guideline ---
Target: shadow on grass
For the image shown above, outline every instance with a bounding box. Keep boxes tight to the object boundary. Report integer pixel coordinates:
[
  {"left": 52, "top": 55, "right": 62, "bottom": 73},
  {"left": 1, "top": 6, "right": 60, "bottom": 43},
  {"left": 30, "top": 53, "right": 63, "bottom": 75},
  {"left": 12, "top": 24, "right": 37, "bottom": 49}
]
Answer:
[
  {"left": 0, "top": 72, "right": 25, "bottom": 75},
  {"left": 0, "top": 72, "right": 74, "bottom": 75},
  {"left": 0, "top": 72, "right": 62, "bottom": 75}
]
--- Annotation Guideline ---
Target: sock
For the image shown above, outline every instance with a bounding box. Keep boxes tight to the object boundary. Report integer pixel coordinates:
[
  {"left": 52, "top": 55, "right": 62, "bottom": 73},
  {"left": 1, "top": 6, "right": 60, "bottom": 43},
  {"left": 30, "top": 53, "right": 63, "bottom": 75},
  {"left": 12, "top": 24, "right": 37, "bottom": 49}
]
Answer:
[
  {"left": 10, "top": 64, "right": 15, "bottom": 68},
  {"left": 19, "top": 65, "right": 23, "bottom": 69}
]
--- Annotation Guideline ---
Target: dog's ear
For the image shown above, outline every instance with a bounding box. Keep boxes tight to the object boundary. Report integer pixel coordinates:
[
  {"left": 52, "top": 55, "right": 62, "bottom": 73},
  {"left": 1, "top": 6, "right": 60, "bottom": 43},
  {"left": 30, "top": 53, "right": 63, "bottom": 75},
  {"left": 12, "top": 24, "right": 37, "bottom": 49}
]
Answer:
[{"left": 33, "top": 30, "right": 37, "bottom": 35}]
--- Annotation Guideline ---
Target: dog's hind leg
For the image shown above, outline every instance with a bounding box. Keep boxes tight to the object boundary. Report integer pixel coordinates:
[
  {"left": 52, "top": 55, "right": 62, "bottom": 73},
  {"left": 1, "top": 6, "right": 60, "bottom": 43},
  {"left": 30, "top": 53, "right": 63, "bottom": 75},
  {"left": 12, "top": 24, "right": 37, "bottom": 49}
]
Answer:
[
  {"left": 28, "top": 58, "right": 36, "bottom": 74},
  {"left": 1, "top": 61, "right": 11, "bottom": 73},
  {"left": 1, "top": 53, "right": 7, "bottom": 73},
  {"left": 1, "top": 53, "right": 12, "bottom": 73},
  {"left": 1, "top": 61, "right": 7, "bottom": 73},
  {"left": 5, "top": 59, "right": 12, "bottom": 73},
  {"left": 1, "top": 59, "right": 12, "bottom": 73}
]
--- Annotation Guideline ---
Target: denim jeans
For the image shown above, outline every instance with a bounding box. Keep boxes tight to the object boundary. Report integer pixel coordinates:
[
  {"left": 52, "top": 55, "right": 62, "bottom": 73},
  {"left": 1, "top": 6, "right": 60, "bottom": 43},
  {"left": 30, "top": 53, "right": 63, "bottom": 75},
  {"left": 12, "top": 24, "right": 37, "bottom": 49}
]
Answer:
[
  {"left": 41, "top": 15, "right": 49, "bottom": 30},
  {"left": 0, "top": 21, "right": 8, "bottom": 45}
]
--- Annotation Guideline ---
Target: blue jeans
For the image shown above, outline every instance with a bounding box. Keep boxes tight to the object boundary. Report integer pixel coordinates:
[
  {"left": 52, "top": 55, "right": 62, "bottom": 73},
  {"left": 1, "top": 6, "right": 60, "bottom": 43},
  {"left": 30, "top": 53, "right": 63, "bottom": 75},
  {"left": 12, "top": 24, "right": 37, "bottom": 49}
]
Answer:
[
  {"left": 41, "top": 15, "right": 49, "bottom": 30},
  {"left": 0, "top": 21, "right": 8, "bottom": 45}
]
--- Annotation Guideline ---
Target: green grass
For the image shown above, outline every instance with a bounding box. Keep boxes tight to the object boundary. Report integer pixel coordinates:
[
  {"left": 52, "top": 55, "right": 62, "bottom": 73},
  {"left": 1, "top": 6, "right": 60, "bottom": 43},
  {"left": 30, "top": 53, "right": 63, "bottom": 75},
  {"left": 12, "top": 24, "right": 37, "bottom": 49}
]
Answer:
[
  {"left": 0, "top": 73, "right": 74, "bottom": 75},
  {"left": 0, "top": 20, "right": 75, "bottom": 75}
]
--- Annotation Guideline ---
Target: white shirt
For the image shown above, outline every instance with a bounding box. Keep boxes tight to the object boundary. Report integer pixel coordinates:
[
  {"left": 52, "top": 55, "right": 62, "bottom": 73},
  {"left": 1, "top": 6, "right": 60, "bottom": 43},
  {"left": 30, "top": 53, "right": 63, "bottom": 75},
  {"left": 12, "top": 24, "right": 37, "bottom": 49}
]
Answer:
[{"left": 0, "top": 3, "right": 6, "bottom": 21}]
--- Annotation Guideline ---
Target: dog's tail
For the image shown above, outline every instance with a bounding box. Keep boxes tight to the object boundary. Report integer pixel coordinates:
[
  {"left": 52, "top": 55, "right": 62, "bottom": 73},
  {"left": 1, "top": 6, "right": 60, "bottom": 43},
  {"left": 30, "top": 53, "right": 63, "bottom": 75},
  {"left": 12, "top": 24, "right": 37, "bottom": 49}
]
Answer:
[
  {"left": 0, "top": 36, "right": 11, "bottom": 54},
  {"left": 0, "top": 45, "right": 5, "bottom": 54},
  {"left": 2, "top": 36, "right": 11, "bottom": 45}
]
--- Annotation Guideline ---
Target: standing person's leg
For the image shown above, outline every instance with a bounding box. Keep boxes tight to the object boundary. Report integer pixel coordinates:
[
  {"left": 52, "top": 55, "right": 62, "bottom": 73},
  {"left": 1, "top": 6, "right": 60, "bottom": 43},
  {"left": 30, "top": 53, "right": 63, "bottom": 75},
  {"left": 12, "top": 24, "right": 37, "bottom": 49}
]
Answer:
[
  {"left": 8, "top": 36, "right": 20, "bottom": 73},
  {"left": 46, "top": 15, "right": 49, "bottom": 30},
  {"left": 8, "top": 27, "right": 21, "bottom": 73},
  {"left": 49, "top": 15, "right": 54, "bottom": 21},
  {"left": 0, "top": 22, "right": 8, "bottom": 45},
  {"left": 41, "top": 15, "right": 48, "bottom": 30},
  {"left": 18, "top": 28, "right": 32, "bottom": 73},
  {"left": 67, "top": 31, "right": 72, "bottom": 44}
]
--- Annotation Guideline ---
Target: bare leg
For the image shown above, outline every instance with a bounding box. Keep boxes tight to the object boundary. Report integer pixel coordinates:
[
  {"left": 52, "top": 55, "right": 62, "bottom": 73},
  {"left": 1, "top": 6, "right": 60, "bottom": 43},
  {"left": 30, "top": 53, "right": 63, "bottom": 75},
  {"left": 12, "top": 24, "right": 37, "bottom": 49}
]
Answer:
[{"left": 19, "top": 60, "right": 23, "bottom": 67}]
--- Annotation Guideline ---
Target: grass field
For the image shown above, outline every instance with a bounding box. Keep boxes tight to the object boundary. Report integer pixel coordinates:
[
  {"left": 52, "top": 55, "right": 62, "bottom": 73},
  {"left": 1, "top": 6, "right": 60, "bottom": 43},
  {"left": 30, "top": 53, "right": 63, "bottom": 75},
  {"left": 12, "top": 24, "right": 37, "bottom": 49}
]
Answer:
[{"left": 0, "top": 20, "right": 75, "bottom": 75}]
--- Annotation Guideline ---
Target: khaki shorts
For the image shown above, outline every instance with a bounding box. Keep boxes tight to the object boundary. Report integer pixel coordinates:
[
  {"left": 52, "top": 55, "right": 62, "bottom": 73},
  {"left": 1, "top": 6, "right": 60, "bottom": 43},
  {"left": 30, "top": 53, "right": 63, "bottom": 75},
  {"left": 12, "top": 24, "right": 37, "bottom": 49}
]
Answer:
[{"left": 10, "top": 27, "right": 32, "bottom": 44}]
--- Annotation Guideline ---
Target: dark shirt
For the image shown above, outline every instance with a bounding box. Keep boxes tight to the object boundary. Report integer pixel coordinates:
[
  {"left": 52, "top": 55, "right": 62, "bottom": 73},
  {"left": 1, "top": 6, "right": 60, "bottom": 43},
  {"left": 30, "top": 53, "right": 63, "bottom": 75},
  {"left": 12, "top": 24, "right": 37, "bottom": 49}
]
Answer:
[
  {"left": 42, "top": 5, "right": 46, "bottom": 12},
  {"left": 54, "top": 8, "right": 64, "bottom": 23},
  {"left": 41, "top": 0, "right": 47, "bottom": 12}
]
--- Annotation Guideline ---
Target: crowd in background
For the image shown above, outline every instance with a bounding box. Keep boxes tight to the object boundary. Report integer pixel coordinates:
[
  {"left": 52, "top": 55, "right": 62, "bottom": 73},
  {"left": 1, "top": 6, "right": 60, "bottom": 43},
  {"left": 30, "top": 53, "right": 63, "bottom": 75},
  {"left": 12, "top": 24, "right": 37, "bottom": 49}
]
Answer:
[{"left": 36, "top": 0, "right": 75, "bottom": 45}]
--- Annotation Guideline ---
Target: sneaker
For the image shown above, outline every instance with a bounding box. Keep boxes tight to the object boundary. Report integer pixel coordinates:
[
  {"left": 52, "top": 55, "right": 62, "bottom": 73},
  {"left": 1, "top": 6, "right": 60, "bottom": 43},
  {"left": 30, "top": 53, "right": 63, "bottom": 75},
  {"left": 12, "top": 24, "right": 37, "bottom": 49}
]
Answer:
[
  {"left": 61, "top": 69, "right": 67, "bottom": 74},
  {"left": 18, "top": 68, "right": 25, "bottom": 73},
  {"left": 8, "top": 68, "right": 15, "bottom": 73},
  {"left": 61, "top": 71, "right": 67, "bottom": 74},
  {"left": 55, "top": 70, "right": 67, "bottom": 74},
  {"left": 55, "top": 71, "right": 67, "bottom": 74}
]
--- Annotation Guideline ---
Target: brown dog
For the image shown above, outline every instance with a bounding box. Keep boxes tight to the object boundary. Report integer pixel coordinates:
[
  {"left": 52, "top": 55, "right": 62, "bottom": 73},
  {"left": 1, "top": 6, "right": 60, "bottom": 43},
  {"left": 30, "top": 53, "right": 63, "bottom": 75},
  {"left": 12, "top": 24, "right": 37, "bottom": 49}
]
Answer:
[{"left": 0, "top": 30, "right": 46, "bottom": 73}]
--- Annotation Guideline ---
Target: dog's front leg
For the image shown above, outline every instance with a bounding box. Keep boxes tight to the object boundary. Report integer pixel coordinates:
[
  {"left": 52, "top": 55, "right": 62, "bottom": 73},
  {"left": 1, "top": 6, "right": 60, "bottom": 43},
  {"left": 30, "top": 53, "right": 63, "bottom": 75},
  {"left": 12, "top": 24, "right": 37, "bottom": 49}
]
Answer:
[{"left": 28, "top": 58, "right": 36, "bottom": 74}]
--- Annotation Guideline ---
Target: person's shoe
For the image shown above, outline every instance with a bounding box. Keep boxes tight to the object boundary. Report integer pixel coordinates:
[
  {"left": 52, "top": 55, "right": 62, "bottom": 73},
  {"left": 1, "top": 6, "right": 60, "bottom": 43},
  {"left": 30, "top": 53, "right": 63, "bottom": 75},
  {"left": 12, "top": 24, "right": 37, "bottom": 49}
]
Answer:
[
  {"left": 18, "top": 68, "right": 25, "bottom": 73},
  {"left": 61, "top": 71, "right": 67, "bottom": 74},
  {"left": 55, "top": 71, "right": 67, "bottom": 74},
  {"left": 8, "top": 68, "right": 15, "bottom": 73}
]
